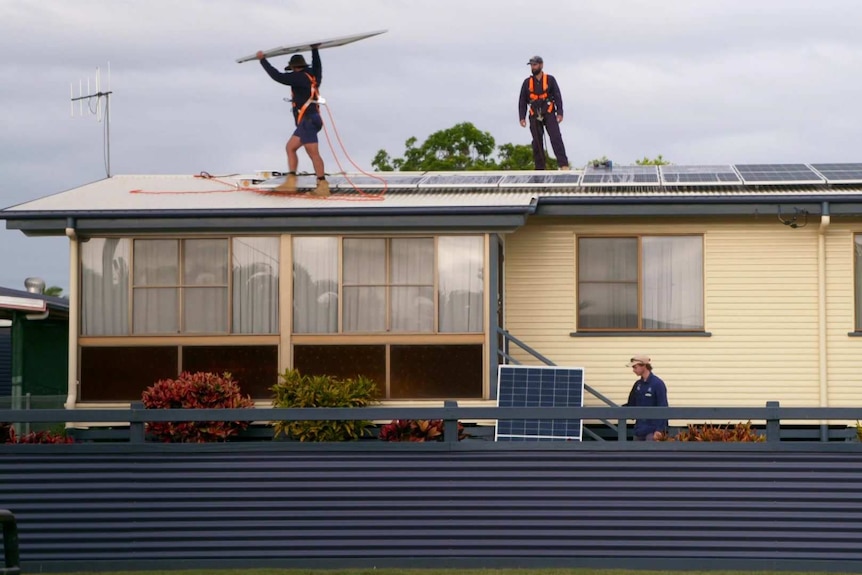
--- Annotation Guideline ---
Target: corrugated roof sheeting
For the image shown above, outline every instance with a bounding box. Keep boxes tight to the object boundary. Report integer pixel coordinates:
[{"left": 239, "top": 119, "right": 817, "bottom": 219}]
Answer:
[
  {"left": 3, "top": 448, "right": 862, "bottom": 572},
  {"left": 5, "top": 174, "right": 862, "bottom": 216}
]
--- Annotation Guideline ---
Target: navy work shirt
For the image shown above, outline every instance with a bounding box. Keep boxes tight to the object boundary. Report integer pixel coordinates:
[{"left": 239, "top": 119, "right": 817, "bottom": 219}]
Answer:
[
  {"left": 624, "top": 372, "right": 669, "bottom": 437},
  {"left": 259, "top": 48, "right": 322, "bottom": 124}
]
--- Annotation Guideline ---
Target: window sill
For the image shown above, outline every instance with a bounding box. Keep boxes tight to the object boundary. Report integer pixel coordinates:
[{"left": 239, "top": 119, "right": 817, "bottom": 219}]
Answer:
[
  {"left": 848, "top": 332, "right": 862, "bottom": 337},
  {"left": 570, "top": 331, "right": 712, "bottom": 337}
]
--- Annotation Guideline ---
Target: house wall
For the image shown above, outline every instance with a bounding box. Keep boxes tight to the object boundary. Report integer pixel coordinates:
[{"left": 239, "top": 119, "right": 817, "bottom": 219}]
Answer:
[{"left": 504, "top": 216, "right": 862, "bottom": 408}]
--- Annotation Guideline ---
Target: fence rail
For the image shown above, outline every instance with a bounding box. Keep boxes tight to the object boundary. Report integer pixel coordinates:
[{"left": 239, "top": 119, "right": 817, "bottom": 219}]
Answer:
[{"left": 1, "top": 401, "right": 860, "bottom": 445}]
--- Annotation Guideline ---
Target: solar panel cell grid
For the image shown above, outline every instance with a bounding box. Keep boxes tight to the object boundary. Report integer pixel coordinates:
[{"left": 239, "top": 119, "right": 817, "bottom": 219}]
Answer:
[{"left": 496, "top": 365, "right": 584, "bottom": 441}]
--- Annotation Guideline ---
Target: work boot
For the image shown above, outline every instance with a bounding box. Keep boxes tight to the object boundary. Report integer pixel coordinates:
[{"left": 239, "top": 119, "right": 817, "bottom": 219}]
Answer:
[
  {"left": 312, "top": 178, "right": 331, "bottom": 198},
  {"left": 559, "top": 165, "right": 571, "bottom": 171},
  {"left": 273, "top": 173, "right": 297, "bottom": 193}
]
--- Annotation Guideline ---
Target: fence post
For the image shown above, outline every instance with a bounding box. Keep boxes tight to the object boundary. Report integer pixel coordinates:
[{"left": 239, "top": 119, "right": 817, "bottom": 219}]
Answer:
[
  {"left": 765, "top": 401, "right": 780, "bottom": 443},
  {"left": 443, "top": 400, "right": 459, "bottom": 446},
  {"left": 129, "top": 401, "right": 145, "bottom": 444},
  {"left": 0, "top": 508, "right": 20, "bottom": 575}
]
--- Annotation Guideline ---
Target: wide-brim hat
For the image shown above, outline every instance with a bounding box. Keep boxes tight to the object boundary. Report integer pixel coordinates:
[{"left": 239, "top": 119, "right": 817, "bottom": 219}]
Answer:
[
  {"left": 626, "top": 355, "right": 651, "bottom": 367},
  {"left": 285, "top": 54, "right": 308, "bottom": 70}
]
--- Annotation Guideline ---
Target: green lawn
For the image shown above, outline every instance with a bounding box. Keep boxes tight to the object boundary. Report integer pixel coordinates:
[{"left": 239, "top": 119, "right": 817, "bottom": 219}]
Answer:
[{"left": 48, "top": 569, "right": 862, "bottom": 575}]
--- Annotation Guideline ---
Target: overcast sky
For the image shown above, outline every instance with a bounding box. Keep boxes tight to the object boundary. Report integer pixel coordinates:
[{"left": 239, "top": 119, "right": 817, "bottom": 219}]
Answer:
[{"left": 2, "top": 0, "right": 862, "bottom": 292}]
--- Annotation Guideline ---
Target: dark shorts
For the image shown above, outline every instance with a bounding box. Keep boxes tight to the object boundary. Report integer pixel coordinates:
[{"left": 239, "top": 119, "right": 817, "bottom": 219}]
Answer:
[{"left": 293, "top": 113, "right": 322, "bottom": 144}]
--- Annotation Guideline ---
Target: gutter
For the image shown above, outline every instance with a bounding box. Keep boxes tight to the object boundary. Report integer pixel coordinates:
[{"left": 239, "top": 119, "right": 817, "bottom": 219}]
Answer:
[
  {"left": 65, "top": 217, "right": 79, "bottom": 410},
  {"left": 818, "top": 203, "right": 831, "bottom": 441}
]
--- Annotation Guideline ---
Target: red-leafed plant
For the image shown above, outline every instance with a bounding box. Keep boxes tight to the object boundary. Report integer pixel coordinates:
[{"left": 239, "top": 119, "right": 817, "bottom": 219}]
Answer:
[
  {"left": 142, "top": 371, "right": 255, "bottom": 443},
  {"left": 662, "top": 421, "right": 764, "bottom": 442},
  {"left": 1, "top": 423, "right": 74, "bottom": 444},
  {"left": 379, "top": 419, "right": 466, "bottom": 442}
]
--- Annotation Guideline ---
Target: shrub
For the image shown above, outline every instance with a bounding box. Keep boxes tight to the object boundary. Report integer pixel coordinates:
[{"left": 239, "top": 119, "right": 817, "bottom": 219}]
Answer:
[
  {"left": 141, "top": 371, "right": 255, "bottom": 443},
  {"left": 271, "top": 369, "right": 379, "bottom": 442},
  {"left": 379, "top": 419, "right": 466, "bottom": 442},
  {"left": 663, "top": 421, "right": 764, "bottom": 442},
  {"left": 1, "top": 423, "right": 74, "bottom": 444}
]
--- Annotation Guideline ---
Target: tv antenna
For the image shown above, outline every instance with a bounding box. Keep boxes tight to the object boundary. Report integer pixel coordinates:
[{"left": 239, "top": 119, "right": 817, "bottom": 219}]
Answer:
[{"left": 70, "top": 63, "right": 113, "bottom": 177}]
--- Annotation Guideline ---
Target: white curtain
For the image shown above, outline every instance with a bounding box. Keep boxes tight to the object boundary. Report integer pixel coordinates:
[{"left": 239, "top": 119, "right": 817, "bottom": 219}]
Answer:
[
  {"left": 343, "top": 239, "right": 386, "bottom": 332},
  {"left": 81, "top": 238, "right": 130, "bottom": 335},
  {"left": 642, "top": 236, "right": 703, "bottom": 329},
  {"left": 577, "top": 238, "right": 638, "bottom": 328},
  {"left": 390, "top": 238, "right": 434, "bottom": 332},
  {"left": 438, "top": 236, "right": 484, "bottom": 332},
  {"left": 293, "top": 237, "right": 338, "bottom": 333},
  {"left": 232, "top": 237, "right": 279, "bottom": 334},
  {"left": 133, "top": 239, "right": 179, "bottom": 334},
  {"left": 183, "top": 239, "right": 228, "bottom": 333}
]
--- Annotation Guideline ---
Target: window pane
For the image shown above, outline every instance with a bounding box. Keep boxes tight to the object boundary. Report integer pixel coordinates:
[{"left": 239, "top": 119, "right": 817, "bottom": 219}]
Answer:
[
  {"left": 293, "top": 237, "right": 338, "bottom": 334},
  {"left": 133, "top": 288, "right": 179, "bottom": 333},
  {"left": 183, "top": 287, "right": 228, "bottom": 333},
  {"left": 134, "top": 240, "right": 178, "bottom": 286},
  {"left": 578, "top": 283, "right": 638, "bottom": 329},
  {"left": 293, "top": 345, "right": 386, "bottom": 395},
  {"left": 856, "top": 236, "right": 862, "bottom": 330},
  {"left": 233, "top": 237, "right": 279, "bottom": 334},
  {"left": 391, "top": 238, "right": 434, "bottom": 285},
  {"left": 344, "top": 238, "right": 385, "bottom": 284},
  {"left": 183, "top": 239, "right": 228, "bottom": 286},
  {"left": 390, "top": 345, "right": 483, "bottom": 399},
  {"left": 578, "top": 238, "right": 637, "bottom": 282},
  {"left": 343, "top": 287, "right": 385, "bottom": 332},
  {"left": 80, "top": 346, "right": 178, "bottom": 401},
  {"left": 642, "top": 236, "right": 704, "bottom": 329},
  {"left": 81, "top": 238, "right": 130, "bottom": 336},
  {"left": 391, "top": 287, "right": 434, "bottom": 332},
  {"left": 439, "top": 236, "right": 484, "bottom": 333},
  {"left": 183, "top": 345, "right": 278, "bottom": 399}
]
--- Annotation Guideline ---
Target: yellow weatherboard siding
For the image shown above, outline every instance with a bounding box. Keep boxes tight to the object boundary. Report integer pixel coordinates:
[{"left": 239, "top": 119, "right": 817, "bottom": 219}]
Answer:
[{"left": 503, "top": 216, "right": 862, "bottom": 409}]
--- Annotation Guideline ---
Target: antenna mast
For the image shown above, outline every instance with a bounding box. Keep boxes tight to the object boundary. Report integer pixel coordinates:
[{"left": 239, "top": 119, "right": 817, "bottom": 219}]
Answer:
[{"left": 70, "top": 63, "right": 113, "bottom": 177}]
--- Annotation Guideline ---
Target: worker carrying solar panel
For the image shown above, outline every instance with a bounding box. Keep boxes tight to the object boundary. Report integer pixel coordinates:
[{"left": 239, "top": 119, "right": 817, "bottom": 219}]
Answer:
[
  {"left": 255, "top": 45, "right": 330, "bottom": 197},
  {"left": 518, "top": 56, "right": 570, "bottom": 171}
]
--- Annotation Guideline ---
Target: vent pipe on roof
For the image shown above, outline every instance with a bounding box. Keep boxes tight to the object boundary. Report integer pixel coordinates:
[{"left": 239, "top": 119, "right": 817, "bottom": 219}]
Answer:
[
  {"left": 23, "top": 277, "right": 49, "bottom": 320},
  {"left": 24, "top": 277, "right": 45, "bottom": 294}
]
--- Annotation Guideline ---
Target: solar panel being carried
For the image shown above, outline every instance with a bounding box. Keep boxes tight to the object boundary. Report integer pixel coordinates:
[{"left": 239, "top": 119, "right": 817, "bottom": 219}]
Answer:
[
  {"left": 809, "top": 163, "right": 862, "bottom": 184},
  {"left": 660, "top": 165, "right": 742, "bottom": 185},
  {"left": 733, "top": 164, "right": 824, "bottom": 185},
  {"left": 496, "top": 365, "right": 585, "bottom": 441},
  {"left": 581, "top": 165, "right": 660, "bottom": 186}
]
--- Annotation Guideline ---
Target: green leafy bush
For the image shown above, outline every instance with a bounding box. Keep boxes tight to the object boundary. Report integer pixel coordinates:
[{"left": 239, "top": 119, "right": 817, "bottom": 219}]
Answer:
[
  {"left": 379, "top": 419, "right": 466, "bottom": 442},
  {"left": 271, "top": 369, "right": 380, "bottom": 442},
  {"left": 662, "top": 421, "right": 764, "bottom": 442},
  {"left": 141, "top": 371, "right": 255, "bottom": 443}
]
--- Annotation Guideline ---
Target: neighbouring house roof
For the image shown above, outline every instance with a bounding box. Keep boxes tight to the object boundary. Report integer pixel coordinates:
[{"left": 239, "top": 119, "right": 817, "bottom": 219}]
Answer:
[
  {"left": 3, "top": 171, "right": 862, "bottom": 235},
  {"left": 0, "top": 286, "right": 69, "bottom": 320}
]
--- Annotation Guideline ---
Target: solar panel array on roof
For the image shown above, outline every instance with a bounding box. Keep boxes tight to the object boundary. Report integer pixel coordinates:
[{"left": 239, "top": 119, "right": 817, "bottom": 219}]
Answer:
[
  {"left": 810, "top": 163, "right": 862, "bottom": 184},
  {"left": 499, "top": 173, "right": 582, "bottom": 187},
  {"left": 660, "top": 165, "right": 742, "bottom": 185},
  {"left": 418, "top": 174, "right": 504, "bottom": 188},
  {"left": 495, "top": 365, "right": 584, "bottom": 441},
  {"left": 733, "top": 164, "right": 824, "bottom": 185},
  {"left": 581, "top": 165, "right": 660, "bottom": 186}
]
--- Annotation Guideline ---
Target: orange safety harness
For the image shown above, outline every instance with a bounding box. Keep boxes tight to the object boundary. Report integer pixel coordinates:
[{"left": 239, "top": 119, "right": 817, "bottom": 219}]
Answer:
[
  {"left": 528, "top": 73, "right": 554, "bottom": 116},
  {"left": 293, "top": 71, "right": 320, "bottom": 125}
]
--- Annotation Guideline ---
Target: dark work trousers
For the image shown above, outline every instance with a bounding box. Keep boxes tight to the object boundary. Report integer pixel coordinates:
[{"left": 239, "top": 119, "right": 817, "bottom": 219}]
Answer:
[{"left": 529, "top": 112, "right": 569, "bottom": 169}]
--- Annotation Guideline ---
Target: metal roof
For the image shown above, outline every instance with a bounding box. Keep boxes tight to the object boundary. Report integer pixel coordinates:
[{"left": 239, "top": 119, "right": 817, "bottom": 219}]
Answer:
[{"left": 5, "top": 172, "right": 862, "bottom": 236}]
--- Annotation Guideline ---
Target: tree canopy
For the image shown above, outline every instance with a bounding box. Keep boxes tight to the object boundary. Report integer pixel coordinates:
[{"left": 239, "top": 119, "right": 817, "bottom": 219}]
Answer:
[{"left": 372, "top": 122, "right": 555, "bottom": 171}]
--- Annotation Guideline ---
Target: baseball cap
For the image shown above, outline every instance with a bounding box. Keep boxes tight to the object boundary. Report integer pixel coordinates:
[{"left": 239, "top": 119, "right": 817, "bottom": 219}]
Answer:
[
  {"left": 626, "top": 355, "right": 651, "bottom": 367},
  {"left": 527, "top": 55, "right": 543, "bottom": 65}
]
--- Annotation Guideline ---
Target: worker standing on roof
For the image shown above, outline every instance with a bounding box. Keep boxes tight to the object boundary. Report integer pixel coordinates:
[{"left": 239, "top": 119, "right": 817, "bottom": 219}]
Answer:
[
  {"left": 518, "top": 56, "right": 570, "bottom": 171},
  {"left": 256, "top": 45, "right": 330, "bottom": 197}
]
